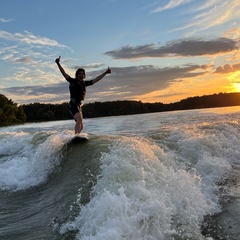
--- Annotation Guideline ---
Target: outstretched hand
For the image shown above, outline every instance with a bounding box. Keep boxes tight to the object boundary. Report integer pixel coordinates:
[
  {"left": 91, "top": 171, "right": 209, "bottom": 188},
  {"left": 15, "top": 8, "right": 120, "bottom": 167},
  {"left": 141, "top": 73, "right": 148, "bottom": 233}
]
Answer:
[
  {"left": 55, "top": 56, "right": 61, "bottom": 64},
  {"left": 106, "top": 67, "right": 111, "bottom": 74}
]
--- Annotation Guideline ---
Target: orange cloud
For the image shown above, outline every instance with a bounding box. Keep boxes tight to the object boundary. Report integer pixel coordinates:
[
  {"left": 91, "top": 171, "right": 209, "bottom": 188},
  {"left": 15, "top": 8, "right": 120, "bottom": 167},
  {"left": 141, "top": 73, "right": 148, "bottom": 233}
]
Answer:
[
  {"left": 223, "top": 27, "right": 240, "bottom": 39},
  {"left": 215, "top": 63, "right": 240, "bottom": 74}
]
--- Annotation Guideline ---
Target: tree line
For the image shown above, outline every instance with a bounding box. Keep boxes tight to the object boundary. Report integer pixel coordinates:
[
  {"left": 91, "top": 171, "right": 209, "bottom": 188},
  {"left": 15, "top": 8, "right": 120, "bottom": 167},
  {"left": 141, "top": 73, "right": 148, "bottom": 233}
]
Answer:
[
  {"left": 1, "top": 92, "right": 240, "bottom": 126},
  {"left": 0, "top": 94, "right": 26, "bottom": 126}
]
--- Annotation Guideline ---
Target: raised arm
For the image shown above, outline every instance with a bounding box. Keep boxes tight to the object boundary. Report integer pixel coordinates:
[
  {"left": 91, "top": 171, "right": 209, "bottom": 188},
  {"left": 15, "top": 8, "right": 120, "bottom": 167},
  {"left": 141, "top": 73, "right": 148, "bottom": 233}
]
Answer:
[
  {"left": 55, "top": 56, "right": 70, "bottom": 80},
  {"left": 92, "top": 67, "right": 111, "bottom": 84}
]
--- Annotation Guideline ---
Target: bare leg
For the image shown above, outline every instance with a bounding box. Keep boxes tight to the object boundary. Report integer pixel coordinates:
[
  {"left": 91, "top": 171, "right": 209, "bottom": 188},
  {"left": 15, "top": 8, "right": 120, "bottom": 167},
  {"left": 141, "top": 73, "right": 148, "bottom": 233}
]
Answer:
[{"left": 74, "top": 112, "right": 83, "bottom": 134}]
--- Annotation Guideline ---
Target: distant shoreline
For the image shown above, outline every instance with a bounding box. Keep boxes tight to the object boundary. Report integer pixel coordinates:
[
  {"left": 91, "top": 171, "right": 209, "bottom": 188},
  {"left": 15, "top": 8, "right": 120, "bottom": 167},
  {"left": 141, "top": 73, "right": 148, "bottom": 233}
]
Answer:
[
  {"left": 22, "top": 92, "right": 240, "bottom": 123},
  {"left": 1, "top": 92, "right": 240, "bottom": 126}
]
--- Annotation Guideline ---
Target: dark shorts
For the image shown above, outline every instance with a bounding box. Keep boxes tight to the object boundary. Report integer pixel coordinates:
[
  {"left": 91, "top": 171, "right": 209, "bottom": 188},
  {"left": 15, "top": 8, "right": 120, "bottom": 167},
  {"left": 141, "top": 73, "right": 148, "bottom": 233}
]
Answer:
[{"left": 69, "top": 100, "right": 82, "bottom": 118}]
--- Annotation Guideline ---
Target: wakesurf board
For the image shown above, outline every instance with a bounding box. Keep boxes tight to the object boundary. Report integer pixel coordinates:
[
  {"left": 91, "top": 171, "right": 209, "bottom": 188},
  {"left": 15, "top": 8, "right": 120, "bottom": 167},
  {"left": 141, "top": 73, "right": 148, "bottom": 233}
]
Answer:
[{"left": 70, "top": 133, "right": 89, "bottom": 143}]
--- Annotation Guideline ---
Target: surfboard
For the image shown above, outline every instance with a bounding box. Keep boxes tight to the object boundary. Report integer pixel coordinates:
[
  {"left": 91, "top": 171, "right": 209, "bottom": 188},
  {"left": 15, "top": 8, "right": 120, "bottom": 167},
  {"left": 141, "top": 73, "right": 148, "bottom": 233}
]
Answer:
[{"left": 70, "top": 133, "right": 89, "bottom": 143}]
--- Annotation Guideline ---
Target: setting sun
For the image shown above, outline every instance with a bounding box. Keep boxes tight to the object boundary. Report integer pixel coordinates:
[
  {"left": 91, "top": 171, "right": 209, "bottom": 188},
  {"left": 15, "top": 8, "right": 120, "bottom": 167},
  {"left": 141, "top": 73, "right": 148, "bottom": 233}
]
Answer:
[
  {"left": 233, "top": 82, "right": 240, "bottom": 92},
  {"left": 228, "top": 71, "right": 240, "bottom": 93}
]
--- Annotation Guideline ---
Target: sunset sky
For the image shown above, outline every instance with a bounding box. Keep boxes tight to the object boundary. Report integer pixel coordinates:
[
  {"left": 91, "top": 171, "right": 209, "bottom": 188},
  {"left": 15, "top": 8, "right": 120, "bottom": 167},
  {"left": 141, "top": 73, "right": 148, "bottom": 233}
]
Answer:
[{"left": 1, "top": 0, "right": 240, "bottom": 104}]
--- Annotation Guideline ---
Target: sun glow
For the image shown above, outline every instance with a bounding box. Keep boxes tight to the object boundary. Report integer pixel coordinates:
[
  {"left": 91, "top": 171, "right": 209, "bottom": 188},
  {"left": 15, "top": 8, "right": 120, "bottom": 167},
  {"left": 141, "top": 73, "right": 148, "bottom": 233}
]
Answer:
[
  {"left": 227, "top": 71, "right": 240, "bottom": 93},
  {"left": 233, "top": 82, "right": 240, "bottom": 92}
]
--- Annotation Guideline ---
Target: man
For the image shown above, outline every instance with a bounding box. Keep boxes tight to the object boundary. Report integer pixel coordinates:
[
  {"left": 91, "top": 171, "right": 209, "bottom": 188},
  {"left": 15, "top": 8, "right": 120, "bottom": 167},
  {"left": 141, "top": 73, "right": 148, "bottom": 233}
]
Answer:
[{"left": 55, "top": 56, "right": 111, "bottom": 134}]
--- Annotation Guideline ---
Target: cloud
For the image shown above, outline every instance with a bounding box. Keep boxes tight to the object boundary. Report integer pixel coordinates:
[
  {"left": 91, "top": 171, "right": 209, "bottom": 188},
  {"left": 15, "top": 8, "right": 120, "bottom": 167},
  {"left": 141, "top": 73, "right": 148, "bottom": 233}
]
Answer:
[
  {"left": 151, "top": 0, "right": 192, "bottom": 13},
  {"left": 0, "top": 30, "right": 67, "bottom": 48},
  {"left": 71, "top": 63, "right": 106, "bottom": 70},
  {"left": 215, "top": 62, "right": 240, "bottom": 74},
  {"left": 105, "top": 37, "right": 239, "bottom": 59},
  {"left": 223, "top": 27, "right": 240, "bottom": 39},
  {"left": 0, "top": 29, "right": 72, "bottom": 87},
  {"left": 173, "top": 0, "right": 240, "bottom": 31},
  {"left": 0, "top": 30, "right": 70, "bottom": 68},
  {"left": 2, "top": 83, "right": 70, "bottom": 103},
  {"left": 2, "top": 64, "right": 210, "bottom": 104},
  {"left": 192, "top": 0, "right": 219, "bottom": 12},
  {"left": 150, "top": 1, "right": 240, "bottom": 34},
  {"left": 0, "top": 17, "right": 14, "bottom": 23},
  {"left": 14, "top": 57, "right": 37, "bottom": 64}
]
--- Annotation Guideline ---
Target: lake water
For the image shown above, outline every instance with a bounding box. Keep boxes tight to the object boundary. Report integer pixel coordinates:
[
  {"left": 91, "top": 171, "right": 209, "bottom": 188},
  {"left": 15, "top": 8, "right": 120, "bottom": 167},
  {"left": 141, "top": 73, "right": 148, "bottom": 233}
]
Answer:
[{"left": 1, "top": 106, "right": 240, "bottom": 240}]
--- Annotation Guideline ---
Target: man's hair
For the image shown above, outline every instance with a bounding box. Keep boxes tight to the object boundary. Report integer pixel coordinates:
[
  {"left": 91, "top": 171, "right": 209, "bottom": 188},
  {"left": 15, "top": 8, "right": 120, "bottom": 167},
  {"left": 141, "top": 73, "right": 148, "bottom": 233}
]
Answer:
[{"left": 75, "top": 68, "right": 86, "bottom": 78}]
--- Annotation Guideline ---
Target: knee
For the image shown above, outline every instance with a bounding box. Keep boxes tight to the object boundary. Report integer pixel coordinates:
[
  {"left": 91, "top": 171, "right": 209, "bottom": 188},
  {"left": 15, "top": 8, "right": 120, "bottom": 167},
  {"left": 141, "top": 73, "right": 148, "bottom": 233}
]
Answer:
[{"left": 74, "top": 113, "right": 82, "bottom": 123}]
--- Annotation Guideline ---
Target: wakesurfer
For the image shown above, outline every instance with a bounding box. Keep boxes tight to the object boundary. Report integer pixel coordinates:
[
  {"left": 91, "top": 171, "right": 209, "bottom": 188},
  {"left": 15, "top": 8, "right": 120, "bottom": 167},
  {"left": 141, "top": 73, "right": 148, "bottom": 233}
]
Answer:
[{"left": 55, "top": 56, "right": 111, "bottom": 134}]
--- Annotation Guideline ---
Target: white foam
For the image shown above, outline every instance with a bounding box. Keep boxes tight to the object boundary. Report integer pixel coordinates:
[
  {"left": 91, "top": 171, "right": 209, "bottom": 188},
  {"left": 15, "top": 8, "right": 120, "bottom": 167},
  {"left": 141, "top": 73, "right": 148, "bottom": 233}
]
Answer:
[
  {"left": 60, "top": 137, "right": 213, "bottom": 239},
  {"left": 167, "top": 121, "right": 239, "bottom": 207},
  {"left": 0, "top": 131, "right": 71, "bottom": 191}
]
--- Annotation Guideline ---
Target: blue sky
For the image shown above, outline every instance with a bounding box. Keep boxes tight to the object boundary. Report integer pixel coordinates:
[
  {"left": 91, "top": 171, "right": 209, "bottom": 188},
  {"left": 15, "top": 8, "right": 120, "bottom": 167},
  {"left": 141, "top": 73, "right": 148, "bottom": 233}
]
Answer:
[{"left": 1, "top": 0, "right": 240, "bottom": 104}]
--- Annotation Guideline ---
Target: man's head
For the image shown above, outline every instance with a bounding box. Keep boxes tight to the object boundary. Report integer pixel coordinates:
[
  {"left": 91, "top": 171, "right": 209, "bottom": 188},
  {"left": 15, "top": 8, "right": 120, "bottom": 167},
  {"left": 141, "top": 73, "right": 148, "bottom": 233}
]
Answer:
[{"left": 75, "top": 68, "right": 86, "bottom": 80}]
